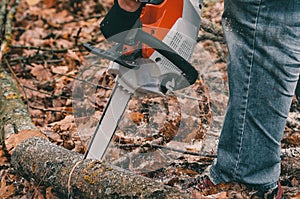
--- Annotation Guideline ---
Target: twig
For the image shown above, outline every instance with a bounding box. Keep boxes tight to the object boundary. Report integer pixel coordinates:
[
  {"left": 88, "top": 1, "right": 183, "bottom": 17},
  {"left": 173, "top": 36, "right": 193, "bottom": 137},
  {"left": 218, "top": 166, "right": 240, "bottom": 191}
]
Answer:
[
  {"left": 173, "top": 91, "right": 204, "bottom": 101},
  {"left": 117, "top": 143, "right": 217, "bottom": 158},
  {"left": 0, "top": 0, "right": 18, "bottom": 62},
  {"left": 28, "top": 105, "right": 73, "bottom": 114},
  {"left": 214, "top": 41, "right": 227, "bottom": 63},
  {"left": 10, "top": 43, "right": 94, "bottom": 54},
  {"left": 10, "top": 45, "right": 69, "bottom": 53},
  {"left": 8, "top": 56, "right": 64, "bottom": 65},
  {"left": 197, "top": 33, "right": 225, "bottom": 43},
  {"left": 200, "top": 18, "right": 223, "bottom": 37},
  {"left": 52, "top": 71, "right": 112, "bottom": 90},
  {"left": 58, "top": 14, "right": 103, "bottom": 25},
  {"left": 22, "top": 85, "right": 69, "bottom": 99},
  {"left": 4, "top": 58, "right": 30, "bottom": 112},
  {"left": 74, "top": 28, "right": 82, "bottom": 46}
]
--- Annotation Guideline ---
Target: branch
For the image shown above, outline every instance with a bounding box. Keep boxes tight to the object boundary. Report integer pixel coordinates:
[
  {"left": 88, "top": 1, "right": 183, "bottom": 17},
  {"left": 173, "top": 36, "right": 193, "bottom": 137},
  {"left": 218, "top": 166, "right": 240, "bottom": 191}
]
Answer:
[
  {"left": 58, "top": 14, "right": 103, "bottom": 25},
  {"left": 117, "top": 143, "right": 217, "bottom": 158},
  {"left": 9, "top": 45, "right": 69, "bottom": 53},
  {"left": 0, "top": 0, "right": 18, "bottom": 62}
]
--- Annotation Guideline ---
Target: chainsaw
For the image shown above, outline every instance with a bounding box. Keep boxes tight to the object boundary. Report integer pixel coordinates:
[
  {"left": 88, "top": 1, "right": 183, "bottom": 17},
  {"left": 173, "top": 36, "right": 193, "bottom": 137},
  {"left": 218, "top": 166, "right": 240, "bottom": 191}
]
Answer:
[{"left": 83, "top": 0, "right": 202, "bottom": 160}]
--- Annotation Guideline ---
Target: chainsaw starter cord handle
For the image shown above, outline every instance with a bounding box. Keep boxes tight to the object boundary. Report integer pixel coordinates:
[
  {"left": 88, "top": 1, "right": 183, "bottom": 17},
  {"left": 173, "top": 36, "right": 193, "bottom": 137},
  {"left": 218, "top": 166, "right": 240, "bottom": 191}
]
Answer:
[{"left": 136, "top": 30, "right": 199, "bottom": 86}]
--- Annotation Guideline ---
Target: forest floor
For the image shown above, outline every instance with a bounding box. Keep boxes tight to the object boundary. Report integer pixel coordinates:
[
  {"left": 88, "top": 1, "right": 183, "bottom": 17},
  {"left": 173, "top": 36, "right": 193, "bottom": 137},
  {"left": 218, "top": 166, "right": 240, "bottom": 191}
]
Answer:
[{"left": 0, "top": 0, "right": 300, "bottom": 198}]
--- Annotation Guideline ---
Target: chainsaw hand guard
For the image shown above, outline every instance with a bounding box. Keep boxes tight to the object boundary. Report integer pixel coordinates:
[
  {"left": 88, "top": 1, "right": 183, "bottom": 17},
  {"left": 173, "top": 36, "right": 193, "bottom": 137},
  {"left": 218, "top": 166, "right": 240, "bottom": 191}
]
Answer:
[{"left": 100, "top": 0, "right": 143, "bottom": 43}]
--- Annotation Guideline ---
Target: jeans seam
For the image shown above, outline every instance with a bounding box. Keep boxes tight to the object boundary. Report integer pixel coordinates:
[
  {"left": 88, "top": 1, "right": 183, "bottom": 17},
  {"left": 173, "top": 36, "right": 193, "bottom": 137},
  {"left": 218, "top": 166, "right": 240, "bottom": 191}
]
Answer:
[{"left": 233, "top": 0, "right": 262, "bottom": 181}]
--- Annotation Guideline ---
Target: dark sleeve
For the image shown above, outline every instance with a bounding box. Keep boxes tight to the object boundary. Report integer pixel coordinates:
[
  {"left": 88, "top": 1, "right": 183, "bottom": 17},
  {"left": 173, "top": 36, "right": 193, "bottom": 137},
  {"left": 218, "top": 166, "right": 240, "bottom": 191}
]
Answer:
[{"left": 100, "top": 0, "right": 143, "bottom": 41}]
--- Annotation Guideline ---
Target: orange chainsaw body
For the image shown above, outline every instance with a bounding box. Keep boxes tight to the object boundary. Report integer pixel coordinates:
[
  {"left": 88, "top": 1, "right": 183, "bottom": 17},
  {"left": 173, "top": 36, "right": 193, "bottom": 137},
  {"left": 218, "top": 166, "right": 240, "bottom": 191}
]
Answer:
[{"left": 140, "top": 0, "right": 184, "bottom": 57}]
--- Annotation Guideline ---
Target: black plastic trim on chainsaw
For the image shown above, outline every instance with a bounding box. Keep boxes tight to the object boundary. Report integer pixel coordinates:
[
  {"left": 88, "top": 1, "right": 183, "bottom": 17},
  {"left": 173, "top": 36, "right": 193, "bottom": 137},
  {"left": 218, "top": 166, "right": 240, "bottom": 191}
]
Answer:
[{"left": 83, "top": 43, "right": 139, "bottom": 69}]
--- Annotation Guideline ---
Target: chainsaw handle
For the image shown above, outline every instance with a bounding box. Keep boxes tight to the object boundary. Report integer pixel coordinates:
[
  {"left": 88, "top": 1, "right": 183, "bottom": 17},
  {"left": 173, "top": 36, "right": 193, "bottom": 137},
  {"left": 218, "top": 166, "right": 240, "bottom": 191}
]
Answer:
[{"left": 136, "top": 30, "right": 198, "bottom": 86}]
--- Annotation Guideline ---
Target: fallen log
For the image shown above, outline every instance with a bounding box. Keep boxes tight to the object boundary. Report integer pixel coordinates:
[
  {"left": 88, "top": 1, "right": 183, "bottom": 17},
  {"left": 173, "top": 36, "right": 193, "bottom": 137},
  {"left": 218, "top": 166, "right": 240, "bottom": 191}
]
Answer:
[{"left": 12, "top": 136, "right": 190, "bottom": 198}]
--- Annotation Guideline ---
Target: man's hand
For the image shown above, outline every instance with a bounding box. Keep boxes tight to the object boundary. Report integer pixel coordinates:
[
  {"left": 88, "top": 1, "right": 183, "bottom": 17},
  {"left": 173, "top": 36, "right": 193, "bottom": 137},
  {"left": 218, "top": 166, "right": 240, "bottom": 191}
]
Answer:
[
  {"left": 118, "top": 0, "right": 141, "bottom": 12},
  {"left": 100, "top": 0, "right": 143, "bottom": 43}
]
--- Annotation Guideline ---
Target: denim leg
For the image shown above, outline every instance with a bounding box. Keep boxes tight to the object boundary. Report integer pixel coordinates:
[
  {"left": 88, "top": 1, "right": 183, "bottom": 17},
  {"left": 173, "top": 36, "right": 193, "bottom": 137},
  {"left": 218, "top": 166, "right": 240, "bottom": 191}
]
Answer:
[{"left": 210, "top": 0, "right": 300, "bottom": 189}]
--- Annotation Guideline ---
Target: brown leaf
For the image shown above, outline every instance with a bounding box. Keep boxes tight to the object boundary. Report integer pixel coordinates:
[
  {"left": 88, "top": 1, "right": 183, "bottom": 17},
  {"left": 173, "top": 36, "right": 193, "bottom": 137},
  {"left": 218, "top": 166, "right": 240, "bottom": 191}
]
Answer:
[
  {"left": 43, "top": 0, "right": 57, "bottom": 8},
  {"left": 19, "top": 28, "right": 48, "bottom": 45},
  {"left": 0, "top": 177, "right": 16, "bottom": 199},
  {"left": 26, "top": 0, "right": 40, "bottom": 6},
  {"left": 30, "top": 63, "right": 52, "bottom": 82},
  {"left": 285, "top": 133, "right": 300, "bottom": 146},
  {"left": 48, "top": 115, "right": 76, "bottom": 133},
  {"left": 130, "top": 112, "right": 145, "bottom": 125},
  {"left": 55, "top": 39, "right": 73, "bottom": 48},
  {"left": 0, "top": 146, "right": 8, "bottom": 166},
  {"left": 176, "top": 167, "right": 198, "bottom": 176},
  {"left": 291, "top": 192, "right": 300, "bottom": 199},
  {"left": 51, "top": 65, "right": 69, "bottom": 74},
  {"left": 66, "top": 50, "right": 82, "bottom": 71},
  {"left": 46, "top": 186, "right": 60, "bottom": 199},
  {"left": 5, "top": 130, "right": 48, "bottom": 155}
]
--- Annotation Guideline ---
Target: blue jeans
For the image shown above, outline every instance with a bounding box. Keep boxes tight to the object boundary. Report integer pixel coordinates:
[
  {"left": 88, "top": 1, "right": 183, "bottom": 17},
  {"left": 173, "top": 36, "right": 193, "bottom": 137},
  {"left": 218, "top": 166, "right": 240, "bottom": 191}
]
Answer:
[{"left": 209, "top": 0, "right": 300, "bottom": 191}]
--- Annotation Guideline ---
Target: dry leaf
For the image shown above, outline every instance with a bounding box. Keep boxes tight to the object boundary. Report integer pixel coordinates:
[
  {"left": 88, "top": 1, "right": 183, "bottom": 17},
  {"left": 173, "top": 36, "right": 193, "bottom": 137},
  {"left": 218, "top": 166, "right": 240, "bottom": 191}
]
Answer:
[
  {"left": 51, "top": 65, "right": 69, "bottom": 74},
  {"left": 30, "top": 63, "right": 52, "bottom": 82},
  {"left": 5, "top": 130, "right": 48, "bottom": 155},
  {"left": 0, "top": 179, "right": 16, "bottom": 199},
  {"left": 130, "top": 112, "right": 145, "bottom": 125},
  {"left": 26, "top": 0, "right": 40, "bottom": 6},
  {"left": 0, "top": 146, "right": 8, "bottom": 165},
  {"left": 291, "top": 192, "right": 300, "bottom": 199},
  {"left": 43, "top": 0, "right": 57, "bottom": 8}
]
